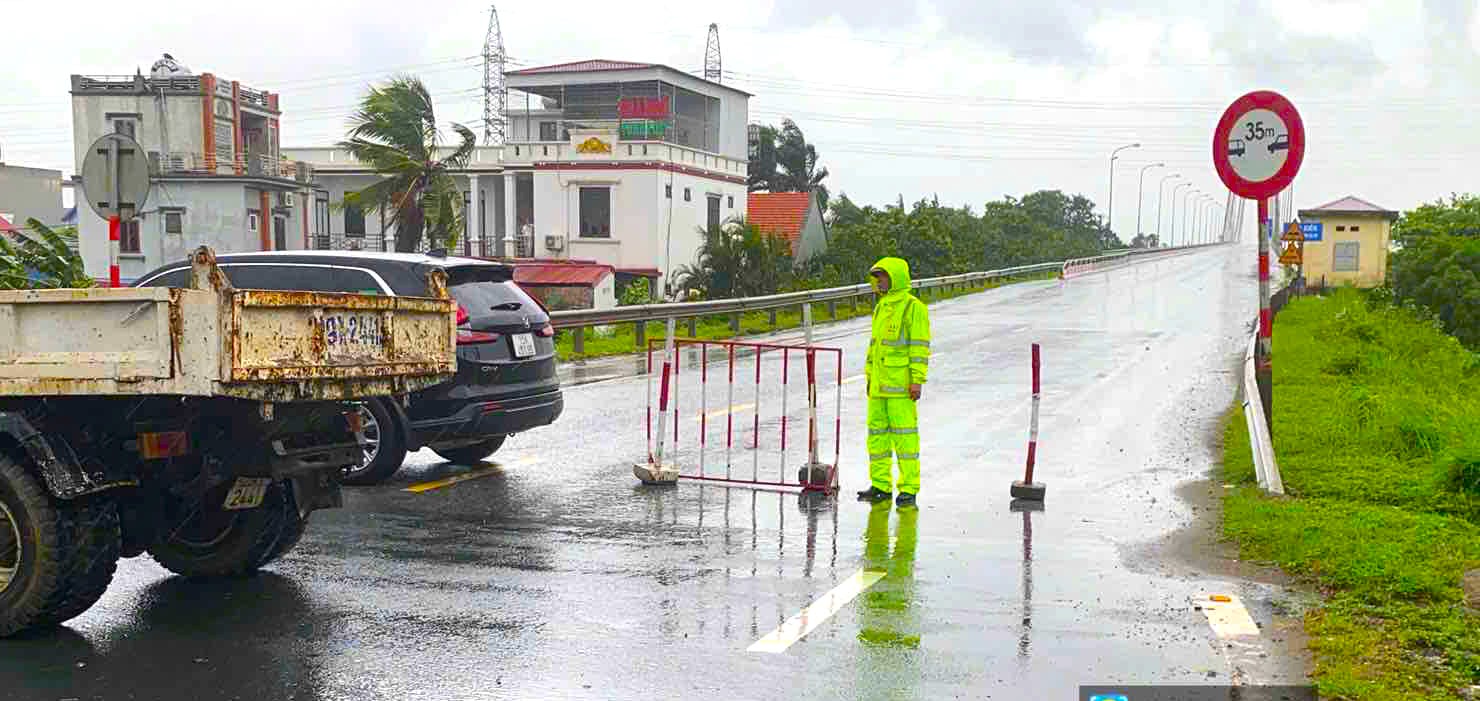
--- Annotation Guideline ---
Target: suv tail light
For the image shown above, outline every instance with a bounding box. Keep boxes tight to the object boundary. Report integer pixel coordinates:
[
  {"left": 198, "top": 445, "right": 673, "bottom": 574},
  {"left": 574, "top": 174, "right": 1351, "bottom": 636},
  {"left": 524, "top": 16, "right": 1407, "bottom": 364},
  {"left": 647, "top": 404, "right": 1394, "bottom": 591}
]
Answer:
[
  {"left": 457, "top": 330, "right": 500, "bottom": 345},
  {"left": 535, "top": 323, "right": 554, "bottom": 338},
  {"left": 456, "top": 303, "right": 470, "bottom": 326}
]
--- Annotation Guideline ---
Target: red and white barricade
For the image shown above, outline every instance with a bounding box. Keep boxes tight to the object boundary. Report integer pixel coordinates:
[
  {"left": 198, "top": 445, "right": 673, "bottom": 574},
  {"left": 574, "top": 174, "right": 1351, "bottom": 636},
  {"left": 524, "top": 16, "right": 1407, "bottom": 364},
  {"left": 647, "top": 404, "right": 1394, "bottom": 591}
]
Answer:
[{"left": 636, "top": 331, "right": 843, "bottom": 494}]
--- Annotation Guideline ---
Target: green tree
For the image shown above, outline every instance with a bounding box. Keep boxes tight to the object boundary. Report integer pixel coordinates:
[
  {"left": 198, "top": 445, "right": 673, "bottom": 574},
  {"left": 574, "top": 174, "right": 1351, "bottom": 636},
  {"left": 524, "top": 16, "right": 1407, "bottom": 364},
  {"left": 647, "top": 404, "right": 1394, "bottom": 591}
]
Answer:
[
  {"left": 618, "top": 277, "right": 651, "bottom": 306},
  {"left": 0, "top": 219, "right": 91, "bottom": 290},
  {"left": 1392, "top": 193, "right": 1480, "bottom": 241},
  {"left": 339, "top": 76, "right": 475, "bottom": 252},
  {"left": 747, "top": 119, "right": 829, "bottom": 210},
  {"left": 1389, "top": 234, "right": 1480, "bottom": 348},
  {"left": 674, "top": 219, "right": 794, "bottom": 299},
  {"left": 747, "top": 124, "right": 778, "bottom": 193}
]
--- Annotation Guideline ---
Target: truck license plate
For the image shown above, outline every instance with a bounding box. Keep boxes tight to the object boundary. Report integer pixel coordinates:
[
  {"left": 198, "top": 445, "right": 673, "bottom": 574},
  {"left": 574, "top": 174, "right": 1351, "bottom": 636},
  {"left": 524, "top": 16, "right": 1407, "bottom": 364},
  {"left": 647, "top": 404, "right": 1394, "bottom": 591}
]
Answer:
[
  {"left": 222, "top": 478, "right": 271, "bottom": 510},
  {"left": 323, "top": 313, "right": 383, "bottom": 351},
  {"left": 511, "top": 333, "right": 536, "bottom": 358}
]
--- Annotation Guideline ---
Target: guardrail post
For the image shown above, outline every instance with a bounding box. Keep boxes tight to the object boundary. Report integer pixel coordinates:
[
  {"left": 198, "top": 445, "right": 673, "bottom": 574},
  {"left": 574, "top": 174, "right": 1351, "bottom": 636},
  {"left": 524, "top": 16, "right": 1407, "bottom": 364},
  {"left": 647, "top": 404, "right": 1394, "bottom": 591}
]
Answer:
[
  {"left": 635, "top": 320, "right": 646, "bottom": 349},
  {"left": 573, "top": 327, "right": 585, "bottom": 355},
  {"left": 827, "top": 301, "right": 837, "bottom": 319},
  {"left": 729, "top": 313, "right": 740, "bottom": 334},
  {"left": 768, "top": 309, "right": 778, "bottom": 328},
  {"left": 687, "top": 317, "right": 697, "bottom": 338}
]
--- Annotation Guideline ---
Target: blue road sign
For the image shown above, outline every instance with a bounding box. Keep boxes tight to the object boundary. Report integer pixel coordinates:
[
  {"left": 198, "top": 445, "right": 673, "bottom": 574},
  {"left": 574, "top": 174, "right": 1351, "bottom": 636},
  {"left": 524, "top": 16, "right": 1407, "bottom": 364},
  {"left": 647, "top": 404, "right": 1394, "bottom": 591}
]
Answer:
[{"left": 1300, "top": 221, "right": 1323, "bottom": 242}]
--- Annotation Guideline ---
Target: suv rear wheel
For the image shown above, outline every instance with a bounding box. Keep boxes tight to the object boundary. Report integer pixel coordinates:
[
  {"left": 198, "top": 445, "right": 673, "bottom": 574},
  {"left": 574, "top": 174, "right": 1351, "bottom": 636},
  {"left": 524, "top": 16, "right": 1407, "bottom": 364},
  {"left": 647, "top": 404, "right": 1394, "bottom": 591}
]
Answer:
[
  {"left": 431, "top": 436, "right": 507, "bottom": 465},
  {"left": 341, "top": 399, "right": 407, "bottom": 486}
]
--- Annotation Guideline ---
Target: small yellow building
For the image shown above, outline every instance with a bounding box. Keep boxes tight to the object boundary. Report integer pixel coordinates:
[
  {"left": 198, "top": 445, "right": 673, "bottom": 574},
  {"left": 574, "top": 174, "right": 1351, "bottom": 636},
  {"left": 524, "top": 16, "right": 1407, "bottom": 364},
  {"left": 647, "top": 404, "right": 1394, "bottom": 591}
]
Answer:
[{"left": 1296, "top": 196, "right": 1399, "bottom": 289}]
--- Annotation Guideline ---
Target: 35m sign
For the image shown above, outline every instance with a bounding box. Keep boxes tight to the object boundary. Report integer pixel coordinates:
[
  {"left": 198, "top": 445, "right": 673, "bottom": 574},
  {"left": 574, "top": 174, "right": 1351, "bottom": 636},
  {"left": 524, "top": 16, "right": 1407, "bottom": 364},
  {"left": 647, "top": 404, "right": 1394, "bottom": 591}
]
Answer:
[{"left": 618, "top": 96, "right": 670, "bottom": 120}]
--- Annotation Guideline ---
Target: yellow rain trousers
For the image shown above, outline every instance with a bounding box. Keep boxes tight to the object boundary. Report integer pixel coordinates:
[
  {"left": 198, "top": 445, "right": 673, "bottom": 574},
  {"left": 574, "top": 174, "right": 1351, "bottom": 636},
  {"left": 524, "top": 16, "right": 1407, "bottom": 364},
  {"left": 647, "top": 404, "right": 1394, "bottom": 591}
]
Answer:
[{"left": 865, "top": 257, "right": 931, "bottom": 496}]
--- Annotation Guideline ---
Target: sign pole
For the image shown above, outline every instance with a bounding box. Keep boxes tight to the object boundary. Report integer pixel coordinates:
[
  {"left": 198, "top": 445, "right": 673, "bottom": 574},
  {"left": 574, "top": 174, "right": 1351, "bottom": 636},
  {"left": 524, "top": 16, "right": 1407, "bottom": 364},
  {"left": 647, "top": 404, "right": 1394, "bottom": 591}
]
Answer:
[
  {"left": 1257, "top": 198, "right": 1273, "bottom": 435},
  {"left": 108, "top": 215, "right": 121, "bottom": 288}
]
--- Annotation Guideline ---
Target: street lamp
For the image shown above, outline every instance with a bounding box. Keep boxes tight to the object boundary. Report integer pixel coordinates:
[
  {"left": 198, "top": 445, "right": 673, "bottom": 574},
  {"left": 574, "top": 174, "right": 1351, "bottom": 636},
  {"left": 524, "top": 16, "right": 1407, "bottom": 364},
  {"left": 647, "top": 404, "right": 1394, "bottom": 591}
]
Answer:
[
  {"left": 1106, "top": 143, "right": 1141, "bottom": 242},
  {"left": 1135, "top": 162, "right": 1164, "bottom": 243},
  {"left": 1156, "top": 174, "right": 1180, "bottom": 247},
  {"left": 1169, "top": 182, "right": 1190, "bottom": 247}
]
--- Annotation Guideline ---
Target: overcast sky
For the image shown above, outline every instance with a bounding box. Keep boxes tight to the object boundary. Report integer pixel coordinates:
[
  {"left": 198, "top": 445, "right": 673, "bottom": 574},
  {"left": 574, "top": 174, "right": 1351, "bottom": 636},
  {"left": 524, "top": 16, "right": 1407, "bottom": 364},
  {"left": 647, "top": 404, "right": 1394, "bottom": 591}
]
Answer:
[{"left": 3, "top": 0, "right": 1477, "bottom": 238}]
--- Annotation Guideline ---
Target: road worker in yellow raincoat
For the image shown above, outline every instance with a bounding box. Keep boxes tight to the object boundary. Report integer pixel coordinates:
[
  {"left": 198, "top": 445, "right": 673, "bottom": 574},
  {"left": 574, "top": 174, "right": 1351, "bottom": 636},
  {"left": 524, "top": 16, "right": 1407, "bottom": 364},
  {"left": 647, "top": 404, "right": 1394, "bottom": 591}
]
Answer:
[{"left": 858, "top": 257, "right": 930, "bottom": 507}]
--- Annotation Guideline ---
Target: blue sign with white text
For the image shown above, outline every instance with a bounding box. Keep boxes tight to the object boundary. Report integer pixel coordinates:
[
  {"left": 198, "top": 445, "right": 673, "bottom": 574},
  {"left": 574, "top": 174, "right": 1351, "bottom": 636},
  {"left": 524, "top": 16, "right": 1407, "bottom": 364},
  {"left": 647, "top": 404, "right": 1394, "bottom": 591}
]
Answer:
[{"left": 1300, "top": 221, "right": 1322, "bottom": 242}]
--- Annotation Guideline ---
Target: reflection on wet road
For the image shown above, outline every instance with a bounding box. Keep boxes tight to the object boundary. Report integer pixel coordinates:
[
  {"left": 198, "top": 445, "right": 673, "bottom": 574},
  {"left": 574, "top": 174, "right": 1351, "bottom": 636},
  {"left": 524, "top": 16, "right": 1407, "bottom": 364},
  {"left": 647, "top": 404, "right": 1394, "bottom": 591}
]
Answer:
[{"left": 2, "top": 246, "right": 1310, "bottom": 700}]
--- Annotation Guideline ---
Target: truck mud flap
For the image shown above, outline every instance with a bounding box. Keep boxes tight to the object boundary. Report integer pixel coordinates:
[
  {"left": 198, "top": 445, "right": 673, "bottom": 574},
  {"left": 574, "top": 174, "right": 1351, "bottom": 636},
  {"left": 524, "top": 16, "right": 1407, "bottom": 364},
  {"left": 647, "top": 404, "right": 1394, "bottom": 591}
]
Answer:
[{"left": 0, "top": 412, "right": 137, "bottom": 499}]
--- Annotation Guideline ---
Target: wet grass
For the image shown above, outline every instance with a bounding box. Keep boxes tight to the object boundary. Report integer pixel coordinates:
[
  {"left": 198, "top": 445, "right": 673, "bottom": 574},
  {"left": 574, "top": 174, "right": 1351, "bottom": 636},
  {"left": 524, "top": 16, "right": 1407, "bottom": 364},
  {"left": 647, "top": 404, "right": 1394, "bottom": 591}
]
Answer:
[
  {"left": 553, "top": 271, "right": 1059, "bottom": 362},
  {"left": 1220, "top": 289, "right": 1480, "bottom": 700}
]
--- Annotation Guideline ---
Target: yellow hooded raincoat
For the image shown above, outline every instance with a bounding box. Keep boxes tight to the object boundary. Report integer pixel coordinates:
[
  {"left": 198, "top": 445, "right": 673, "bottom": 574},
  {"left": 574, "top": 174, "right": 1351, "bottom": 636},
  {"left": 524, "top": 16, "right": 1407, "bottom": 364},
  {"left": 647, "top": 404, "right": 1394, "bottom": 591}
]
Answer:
[{"left": 865, "top": 257, "right": 930, "bottom": 495}]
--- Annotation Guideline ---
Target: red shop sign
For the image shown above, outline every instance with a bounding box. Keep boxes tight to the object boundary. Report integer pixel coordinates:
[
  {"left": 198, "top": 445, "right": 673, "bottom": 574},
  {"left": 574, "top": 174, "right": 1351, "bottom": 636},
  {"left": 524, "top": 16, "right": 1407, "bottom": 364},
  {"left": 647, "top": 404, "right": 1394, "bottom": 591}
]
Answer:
[{"left": 618, "top": 96, "right": 670, "bottom": 120}]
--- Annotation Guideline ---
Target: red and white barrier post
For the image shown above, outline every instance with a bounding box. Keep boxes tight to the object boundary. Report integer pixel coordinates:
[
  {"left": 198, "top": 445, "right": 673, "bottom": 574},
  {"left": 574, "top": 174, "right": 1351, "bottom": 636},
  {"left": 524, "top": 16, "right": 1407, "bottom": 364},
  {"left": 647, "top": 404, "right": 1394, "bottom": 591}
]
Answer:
[
  {"left": 108, "top": 215, "right": 121, "bottom": 288},
  {"left": 635, "top": 317, "right": 681, "bottom": 485},
  {"left": 1011, "top": 343, "right": 1047, "bottom": 501}
]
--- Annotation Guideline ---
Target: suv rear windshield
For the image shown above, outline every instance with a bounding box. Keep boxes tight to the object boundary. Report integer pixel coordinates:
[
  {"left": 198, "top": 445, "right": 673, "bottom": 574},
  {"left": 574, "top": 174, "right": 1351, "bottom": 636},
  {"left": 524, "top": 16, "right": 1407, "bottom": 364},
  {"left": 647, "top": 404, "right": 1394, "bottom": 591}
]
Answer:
[{"left": 448, "top": 267, "right": 546, "bottom": 328}]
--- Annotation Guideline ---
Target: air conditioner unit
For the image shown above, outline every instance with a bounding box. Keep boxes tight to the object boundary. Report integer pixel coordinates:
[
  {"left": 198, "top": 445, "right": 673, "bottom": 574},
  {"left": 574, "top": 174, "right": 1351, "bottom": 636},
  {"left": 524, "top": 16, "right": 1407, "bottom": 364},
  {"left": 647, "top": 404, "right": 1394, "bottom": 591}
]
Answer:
[{"left": 545, "top": 234, "right": 565, "bottom": 251}]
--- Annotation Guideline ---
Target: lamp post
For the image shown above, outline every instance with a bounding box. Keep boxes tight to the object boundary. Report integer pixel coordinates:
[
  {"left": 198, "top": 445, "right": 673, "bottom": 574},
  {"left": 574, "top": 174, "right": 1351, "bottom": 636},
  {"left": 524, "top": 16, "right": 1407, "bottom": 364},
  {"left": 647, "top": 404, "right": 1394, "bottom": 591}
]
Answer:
[
  {"left": 1135, "top": 162, "right": 1164, "bottom": 244},
  {"left": 1156, "top": 174, "right": 1180, "bottom": 247},
  {"left": 1169, "top": 182, "right": 1190, "bottom": 247},
  {"left": 1106, "top": 143, "right": 1140, "bottom": 243}
]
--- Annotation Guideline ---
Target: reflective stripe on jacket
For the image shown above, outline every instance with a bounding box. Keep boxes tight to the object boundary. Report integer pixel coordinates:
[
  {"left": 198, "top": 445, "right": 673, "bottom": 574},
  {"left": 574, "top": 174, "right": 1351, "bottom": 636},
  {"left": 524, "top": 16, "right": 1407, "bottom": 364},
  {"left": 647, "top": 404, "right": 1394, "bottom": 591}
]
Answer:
[{"left": 865, "top": 257, "right": 931, "bottom": 399}]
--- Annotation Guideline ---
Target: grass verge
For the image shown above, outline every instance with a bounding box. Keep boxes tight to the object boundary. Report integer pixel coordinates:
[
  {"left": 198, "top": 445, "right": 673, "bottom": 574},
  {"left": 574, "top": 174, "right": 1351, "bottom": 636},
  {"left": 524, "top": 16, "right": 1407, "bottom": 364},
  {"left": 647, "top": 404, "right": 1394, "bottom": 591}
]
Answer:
[
  {"left": 554, "top": 271, "right": 1059, "bottom": 362},
  {"left": 1221, "top": 289, "right": 1480, "bottom": 700}
]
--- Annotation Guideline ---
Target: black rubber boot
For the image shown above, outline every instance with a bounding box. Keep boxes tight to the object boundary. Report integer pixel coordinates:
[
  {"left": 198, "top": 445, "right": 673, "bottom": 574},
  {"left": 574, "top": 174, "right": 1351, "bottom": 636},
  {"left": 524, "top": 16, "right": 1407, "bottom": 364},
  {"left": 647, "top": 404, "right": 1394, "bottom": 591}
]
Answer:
[
  {"left": 896, "top": 492, "right": 917, "bottom": 507},
  {"left": 855, "top": 486, "right": 891, "bottom": 503}
]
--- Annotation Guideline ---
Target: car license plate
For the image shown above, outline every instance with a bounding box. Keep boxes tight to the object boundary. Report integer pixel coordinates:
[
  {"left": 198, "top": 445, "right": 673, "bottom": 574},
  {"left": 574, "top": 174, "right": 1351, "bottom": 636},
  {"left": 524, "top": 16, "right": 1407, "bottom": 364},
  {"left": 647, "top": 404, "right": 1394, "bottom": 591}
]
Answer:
[
  {"left": 222, "top": 477, "right": 271, "bottom": 510},
  {"left": 511, "top": 333, "right": 536, "bottom": 358}
]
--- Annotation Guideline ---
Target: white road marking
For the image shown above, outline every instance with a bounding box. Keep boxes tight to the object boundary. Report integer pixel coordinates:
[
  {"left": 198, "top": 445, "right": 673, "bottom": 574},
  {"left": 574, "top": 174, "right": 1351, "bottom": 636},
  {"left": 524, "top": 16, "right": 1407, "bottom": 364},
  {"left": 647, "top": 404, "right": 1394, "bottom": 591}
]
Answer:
[
  {"left": 748, "top": 569, "right": 886, "bottom": 653},
  {"left": 1200, "top": 594, "right": 1261, "bottom": 637},
  {"left": 841, "top": 374, "right": 866, "bottom": 384}
]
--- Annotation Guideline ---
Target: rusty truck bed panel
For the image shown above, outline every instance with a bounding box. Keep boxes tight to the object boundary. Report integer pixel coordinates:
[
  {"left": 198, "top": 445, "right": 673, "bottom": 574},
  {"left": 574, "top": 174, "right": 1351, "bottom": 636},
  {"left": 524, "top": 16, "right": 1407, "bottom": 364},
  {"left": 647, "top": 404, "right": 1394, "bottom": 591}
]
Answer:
[{"left": 0, "top": 249, "right": 456, "bottom": 402}]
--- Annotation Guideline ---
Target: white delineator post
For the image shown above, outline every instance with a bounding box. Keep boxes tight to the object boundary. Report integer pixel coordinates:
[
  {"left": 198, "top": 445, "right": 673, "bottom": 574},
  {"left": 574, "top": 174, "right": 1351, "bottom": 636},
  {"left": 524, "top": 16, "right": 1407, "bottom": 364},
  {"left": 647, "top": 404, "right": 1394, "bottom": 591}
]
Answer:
[
  {"left": 1011, "top": 343, "right": 1046, "bottom": 501},
  {"left": 635, "top": 317, "right": 681, "bottom": 484}
]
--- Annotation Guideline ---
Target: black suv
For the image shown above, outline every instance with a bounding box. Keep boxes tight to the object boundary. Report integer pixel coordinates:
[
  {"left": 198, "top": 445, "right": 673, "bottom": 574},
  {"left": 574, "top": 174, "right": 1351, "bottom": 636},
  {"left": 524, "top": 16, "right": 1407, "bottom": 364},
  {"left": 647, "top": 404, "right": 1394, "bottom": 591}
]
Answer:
[{"left": 136, "top": 251, "right": 563, "bottom": 483}]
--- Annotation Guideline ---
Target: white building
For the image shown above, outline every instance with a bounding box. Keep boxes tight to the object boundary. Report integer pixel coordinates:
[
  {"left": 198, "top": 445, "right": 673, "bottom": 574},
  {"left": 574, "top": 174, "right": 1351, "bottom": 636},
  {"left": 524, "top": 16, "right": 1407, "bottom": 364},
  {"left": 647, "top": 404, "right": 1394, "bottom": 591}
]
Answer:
[
  {"left": 70, "top": 66, "right": 320, "bottom": 282},
  {"left": 285, "top": 59, "right": 751, "bottom": 298}
]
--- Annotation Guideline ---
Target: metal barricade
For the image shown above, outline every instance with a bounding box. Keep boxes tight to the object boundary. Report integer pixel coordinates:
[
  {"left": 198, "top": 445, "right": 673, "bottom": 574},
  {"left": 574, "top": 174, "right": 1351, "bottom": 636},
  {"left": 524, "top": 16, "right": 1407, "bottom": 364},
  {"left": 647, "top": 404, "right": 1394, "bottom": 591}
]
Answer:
[{"left": 639, "top": 334, "right": 843, "bottom": 494}]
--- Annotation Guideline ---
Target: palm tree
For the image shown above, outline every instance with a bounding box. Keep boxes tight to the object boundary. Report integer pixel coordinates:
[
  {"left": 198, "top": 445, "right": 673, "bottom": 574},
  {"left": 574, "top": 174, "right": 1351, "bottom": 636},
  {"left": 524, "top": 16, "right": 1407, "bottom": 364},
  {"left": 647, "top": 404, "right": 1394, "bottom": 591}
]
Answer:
[
  {"left": 774, "top": 119, "right": 830, "bottom": 210},
  {"left": 339, "top": 76, "right": 476, "bottom": 252}
]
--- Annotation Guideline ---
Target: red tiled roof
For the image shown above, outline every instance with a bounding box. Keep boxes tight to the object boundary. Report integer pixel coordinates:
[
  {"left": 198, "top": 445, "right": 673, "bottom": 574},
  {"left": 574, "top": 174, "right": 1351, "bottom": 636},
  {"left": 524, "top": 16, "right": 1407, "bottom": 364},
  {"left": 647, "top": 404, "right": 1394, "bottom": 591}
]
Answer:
[
  {"left": 507, "top": 60, "right": 656, "bottom": 76},
  {"left": 747, "top": 192, "right": 814, "bottom": 249},
  {"left": 1301, "top": 196, "right": 1398, "bottom": 217},
  {"left": 513, "top": 262, "right": 614, "bottom": 287},
  {"left": 615, "top": 267, "right": 661, "bottom": 277},
  {"left": 0, "top": 215, "right": 19, "bottom": 234}
]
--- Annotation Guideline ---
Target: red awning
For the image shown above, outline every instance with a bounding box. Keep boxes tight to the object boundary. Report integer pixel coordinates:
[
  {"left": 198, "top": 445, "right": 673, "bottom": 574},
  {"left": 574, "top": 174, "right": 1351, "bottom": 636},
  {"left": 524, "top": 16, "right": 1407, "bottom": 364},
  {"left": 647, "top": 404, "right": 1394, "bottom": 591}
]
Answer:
[{"left": 513, "top": 262, "right": 614, "bottom": 287}]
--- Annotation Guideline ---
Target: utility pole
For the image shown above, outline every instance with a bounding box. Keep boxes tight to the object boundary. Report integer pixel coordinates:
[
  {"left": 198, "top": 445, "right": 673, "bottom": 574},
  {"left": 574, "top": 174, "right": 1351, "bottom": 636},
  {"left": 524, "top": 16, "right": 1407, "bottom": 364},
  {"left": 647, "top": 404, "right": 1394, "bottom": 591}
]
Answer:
[
  {"left": 1106, "top": 143, "right": 1140, "bottom": 243},
  {"left": 1135, "top": 162, "right": 1164, "bottom": 244},
  {"left": 1155, "top": 174, "right": 1180, "bottom": 247}
]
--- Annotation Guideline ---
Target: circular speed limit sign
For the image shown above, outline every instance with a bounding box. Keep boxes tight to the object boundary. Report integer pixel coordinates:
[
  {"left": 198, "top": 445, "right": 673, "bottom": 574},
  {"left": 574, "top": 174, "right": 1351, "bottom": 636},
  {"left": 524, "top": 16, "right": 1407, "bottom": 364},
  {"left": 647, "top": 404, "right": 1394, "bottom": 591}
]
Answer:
[{"left": 1213, "top": 91, "right": 1304, "bottom": 200}]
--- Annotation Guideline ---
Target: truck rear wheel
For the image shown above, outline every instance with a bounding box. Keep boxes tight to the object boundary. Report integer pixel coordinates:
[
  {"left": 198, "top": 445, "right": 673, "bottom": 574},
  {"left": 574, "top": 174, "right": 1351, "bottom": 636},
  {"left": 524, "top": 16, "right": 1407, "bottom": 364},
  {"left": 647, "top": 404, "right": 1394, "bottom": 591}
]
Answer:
[
  {"left": 0, "top": 455, "right": 121, "bottom": 637},
  {"left": 148, "top": 479, "right": 305, "bottom": 577}
]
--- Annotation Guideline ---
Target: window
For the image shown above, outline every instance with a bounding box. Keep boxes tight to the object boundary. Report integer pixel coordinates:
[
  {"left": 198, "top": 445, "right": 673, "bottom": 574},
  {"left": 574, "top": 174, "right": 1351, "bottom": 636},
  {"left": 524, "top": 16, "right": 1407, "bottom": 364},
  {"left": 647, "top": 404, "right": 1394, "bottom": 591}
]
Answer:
[
  {"left": 707, "top": 194, "right": 721, "bottom": 232},
  {"left": 727, "top": 195, "right": 734, "bottom": 209},
  {"left": 139, "top": 268, "right": 189, "bottom": 288},
  {"left": 164, "top": 211, "right": 183, "bottom": 234},
  {"left": 539, "top": 122, "right": 559, "bottom": 141},
  {"left": 344, "top": 197, "right": 365, "bottom": 236},
  {"left": 683, "top": 187, "right": 691, "bottom": 202},
  {"left": 112, "top": 119, "right": 136, "bottom": 138},
  {"left": 579, "top": 187, "right": 611, "bottom": 238},
  {"left": 665, "top": 184, "right": 672, "bottom": 199},
  {"left": 222, "top": 264, "right": 330, "bottom": 291},
  {"left": 1335, "top": 225, "right": 1346, "bottom": 232},
  {"left": 1333, "top": 241, "right": 1360, "bottom": 272},
  {"left": 333, "top": 269, "right": 385, "bottom": 295},
  {"left": 119, "top": 219, "right": 141, "bottom": 253},
  {"left": 1350, "top": 225, "right": 1360, "bottom": 231},
  {"left": 246, "top": 211, "right": 260, "bottom": 234}
]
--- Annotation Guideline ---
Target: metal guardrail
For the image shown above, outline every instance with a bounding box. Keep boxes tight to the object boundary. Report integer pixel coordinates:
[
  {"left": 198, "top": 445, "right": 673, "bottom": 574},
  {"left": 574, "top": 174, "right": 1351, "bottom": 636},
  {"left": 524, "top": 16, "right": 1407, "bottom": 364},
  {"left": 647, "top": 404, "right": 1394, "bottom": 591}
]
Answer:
[{"left": 548, "top": 243, "right": 1228, "bottom": 353}]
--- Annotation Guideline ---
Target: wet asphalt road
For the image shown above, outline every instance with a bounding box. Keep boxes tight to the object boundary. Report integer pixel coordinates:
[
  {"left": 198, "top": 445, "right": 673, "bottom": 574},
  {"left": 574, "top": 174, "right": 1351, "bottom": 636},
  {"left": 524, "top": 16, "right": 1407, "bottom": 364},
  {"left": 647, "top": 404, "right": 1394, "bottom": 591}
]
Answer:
[{"left": 1, "top": 245, "right": 1309, "bottom": 700}]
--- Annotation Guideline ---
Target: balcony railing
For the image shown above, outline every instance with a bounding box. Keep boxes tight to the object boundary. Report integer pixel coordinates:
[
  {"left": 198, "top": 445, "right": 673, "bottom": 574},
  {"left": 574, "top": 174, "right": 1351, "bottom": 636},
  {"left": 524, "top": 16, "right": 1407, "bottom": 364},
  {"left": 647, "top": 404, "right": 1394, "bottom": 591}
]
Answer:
[
  {"left": 73, "top": 74, "right": 202, "bottom": 93},
  {"left": 152, "top": 152, "right": 311, "bottom": 181},
  {"left": 310, "top": 232, "right": 386, "bottom": 253}
]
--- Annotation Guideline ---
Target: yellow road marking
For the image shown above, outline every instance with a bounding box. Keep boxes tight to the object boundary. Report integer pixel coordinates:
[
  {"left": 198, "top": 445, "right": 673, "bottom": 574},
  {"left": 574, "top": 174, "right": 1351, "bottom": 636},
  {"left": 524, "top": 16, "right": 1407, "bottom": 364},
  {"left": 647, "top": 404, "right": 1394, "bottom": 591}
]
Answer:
[
  {"left": 403, "top": 456, "right": 536, "bottom": 493},
  {"left": 704, "top": 402, "right": 755, "bottom": 420},
  {"left": 747, "top": 569, "right": 886, "bottom": 653},
  {"left": 1200, "top": 593, "right": 1260, "bottom": 637}
]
